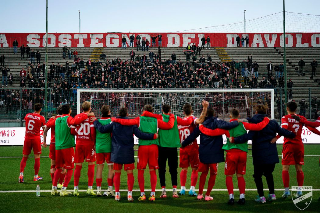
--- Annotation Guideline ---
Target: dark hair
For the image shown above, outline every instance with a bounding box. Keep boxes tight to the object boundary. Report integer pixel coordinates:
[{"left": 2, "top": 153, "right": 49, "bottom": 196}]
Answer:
[
  {"left": 206, "top": 107, "right": 215, "bottom": 117},
  {"left": 144, "top": 105, "right": 154, "bottom": 112},
  {"left": 34, "top": 103, "right": 42, "bottom": 112},
  {"left": 162, "top": 104, "right": 171, "bottom": 113},
  {"left": 101, "top": 105, "right": 110, "bottom": 117},
  {"left": 119, "top": 107, "right": 128, "bottom": 117},
  {"left": 57, "top": 105, "right": 63, "bottom": 115},
  {"left": 61, "top": 104, "right": 71, "bottom": 114},
  {"left": 183, "top": 103, "right": 192, "bottom": 116},
  {"left": 230, "top": 108, "right": 239, "bottom": 118},
  {"left": 255, "top": 105, "right": 267, "bottom": 114},
  {"left": 287, "top": 101, "right": 297, "bottom": 112}
]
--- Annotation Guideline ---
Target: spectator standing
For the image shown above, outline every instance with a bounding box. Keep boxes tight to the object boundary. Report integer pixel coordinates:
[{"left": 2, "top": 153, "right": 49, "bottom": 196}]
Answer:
[
  {"left": 158, "top": 34, "right": 162, "bottom": 47},
  {"left": 142, "top": 39, "right": 146, "bottom": 51},
  {"left": 36, "top": 51, "right": 41, "bottom": 64},
  {"left": 267, "top": 61, "right": 273, "bottom": 81},
  {"left": 146, "top": 39, "right": 150, "bottom": 51},
  {"left": 236, "top": 35, "right": 240, "bottom": 47},
  {"left": 130, "top": 50, "right": 135, "bottom": 61},
  {"left": 20, "top": 45, "right": 25, "bottom": 59},
  {"left": 298, "top": 58, "right": 305, "bottom": 76},
  {"left": 274, "top": 64, "right": 279, "bottom": 79},
  {"left": 279, "top": 63, "right": 284, "bottom": 78},
  {"left": 30, "top": 50, "right": 36, "bottom": 64},
  {"left": 197, "top": 46, "right": 201, "bottom": 56},
  {"left": 201, "top": 37, "right": 205, "bottom": 49},
  {"left": 73, "top": 50, "right": 78, "bottom": 59},
  {"left": 149, "top": 51, "right": 154, "bottom": 63},
  {"left": 63, "top": 46, "right": 67, "bottom": 59},
  {"left": 8, "top": 73, "right": 13, "bottom": 86},
  {"left": 287, "top": 79, "right": 293, "bottom": 99},
  {"left": 171, "top": 53, "right": 176, "bottom": 64},
  {"left": 311, "top": 59, "right": 318, "bottom": 79},
  {"left": 158, "top": 47, "right": 161, "bottom": 62},
  {"left": 246, "top": 36, "right": 249, "bottom": 47},
  {"left": 0, "top": 55, "right": 4, "bottom": 66},
  {"left": 241, "top": 36, "right": 245, "bottom": 47},
  {"left": 253, "top": 61, "right": 259, "bottom": 78},
  {"left": 122, "top": 36, "right": 127, "bottom": 49},
  {"left": 2, "top": 67, "right": 8, "bottom": 86},
  {"left": 206, "top": 36, "right": 211, "bottom": 49},
  {"left": 26, "top": 45, "right": 30, "bottom": 58},
  {"left": 151, "top": 35, "right": 157, "bottom": 47},
  {"left": 136, "top": 35, "right": 141, "bottom": 50},
  {"left": 129, "top": 34, "right": 135, "bottom": 47},
  {"left": 13, "top": 39, "right": 18, "bottom": 54},
  {"left": 68, "top": 48, "right": 72, "bottom": 59},
  {"left": 20, "top": 68, "right": 27, "bottom": 78}
]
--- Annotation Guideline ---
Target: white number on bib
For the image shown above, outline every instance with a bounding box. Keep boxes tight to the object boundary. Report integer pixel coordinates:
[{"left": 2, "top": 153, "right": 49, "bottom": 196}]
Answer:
[
  {"left": 292, "top": 124, "right": 300, "bottom": 133},
  {"left": 78, "top": 123, "right": 90, "bottom": 135},
  {"left": 27, "top": 120, "right": 35, "bottom": 131},
  {"left": 179, "top": 128, "right": 191, "bottom": 142}
]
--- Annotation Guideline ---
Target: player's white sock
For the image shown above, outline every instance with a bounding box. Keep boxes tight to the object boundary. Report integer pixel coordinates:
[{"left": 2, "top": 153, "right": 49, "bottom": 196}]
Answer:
[
  {"left": 285, "top": 187, "right": 289, "bottom": 192},
  {"left": 141, "top": 192, "right": 145, "bottom": 196},
  {"left": 128, "top": 191, "right": 132, "bottom": 196},
  {"left": 162, "top": 188, "right": 166, "bottom": 192},
  {"left": 97, "top": 186, "right": 101, "bottom": 191},
  {"left": 108, "top": 186, "right": 113, "bottom": 190},
  {"left": 52, "top": 186, "right": 57, "bottom": 190},
  {"left": 173, "top": 188, "right": 177, "bottom": 192},
  {"left": 229, "top": 194, "right": 234, "bottom": 199},
  {"left": 88, "top": 186, "right": 92, "bottom": 190},
  {"left": 190, "top": 186, "right": 195, "bottom": 191},
  {"left": 297, "top": 187, "right": 302, "bottom": 191},
  {"left": 74, "top": 186, "right": 79, "bottom": 190},
  {"left": 20, "top": 172, "right": 23, "bottom": 176},
  {"left": 240, "top": 194, "right": 245, "bottom": 199},
  {"left": 62, "top": 187, "right": 67, "bottom": 190},
  {"left": 115, "top": 192, "right": 120, "bottom": 196},
  {"left": 181, "top": 186, "right": 186, "bottom": 191},
  {"left": 151, "top": 192, "right": 155, "bottom": 196},
  {"left": 34, "top": 174, "right": 38, "bottom": 178}
]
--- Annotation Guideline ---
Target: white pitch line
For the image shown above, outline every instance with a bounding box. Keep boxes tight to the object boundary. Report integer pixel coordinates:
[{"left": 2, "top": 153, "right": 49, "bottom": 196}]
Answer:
[{"left": 1, "top": 189, "right": 320, "bottom": 193}]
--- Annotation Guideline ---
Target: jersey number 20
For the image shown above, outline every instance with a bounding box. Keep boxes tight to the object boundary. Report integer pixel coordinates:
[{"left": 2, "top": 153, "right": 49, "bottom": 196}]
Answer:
[{"left": 78, "top": 123, "right": 90, "bottom": 136}]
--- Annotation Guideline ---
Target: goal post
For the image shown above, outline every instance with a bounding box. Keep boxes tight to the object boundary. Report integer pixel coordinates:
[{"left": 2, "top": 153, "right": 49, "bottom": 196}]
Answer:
[{"left": 77, "top": 89, "right": 275, "bottom": 120}]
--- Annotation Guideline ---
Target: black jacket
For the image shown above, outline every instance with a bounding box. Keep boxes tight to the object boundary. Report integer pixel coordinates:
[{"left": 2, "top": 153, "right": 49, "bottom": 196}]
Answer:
[{"left": 234, "top": 114, "right": 295, "bottom": 165}]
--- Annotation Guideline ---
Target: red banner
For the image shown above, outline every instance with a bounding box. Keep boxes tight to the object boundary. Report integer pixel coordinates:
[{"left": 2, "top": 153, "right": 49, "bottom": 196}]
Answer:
[{"left": 0, "top": 33, "right": 320, "bottom": 48}]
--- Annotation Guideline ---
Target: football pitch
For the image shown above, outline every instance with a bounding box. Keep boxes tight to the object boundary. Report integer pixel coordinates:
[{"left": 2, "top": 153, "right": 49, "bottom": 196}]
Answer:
[{"left": 0, "top": 145, "right": 319, "bottom": 213}]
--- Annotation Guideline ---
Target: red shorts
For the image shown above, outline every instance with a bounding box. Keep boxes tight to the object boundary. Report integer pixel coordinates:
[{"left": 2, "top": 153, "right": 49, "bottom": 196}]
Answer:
[
  {"left": 96, "top": 153, "right": 113, "bottom": 165},
  {"left": 55, "top": 148, "right": 75, "bottom": 169},
  {"left": 23, "top": 136, "right": 41, "bottom": 155},
  {"left": 49, "top": 143, "right": 56, "bottom": 160},
  {"left": 198, "top": 162, "right": 218, "bottom": 174},
  {"left": 282, "top": 143, "right": 304, "bottom": 165},
  {"left": 225, "top": 149, "right": 247, "bottom": 175},
  {"left": 113, "top": 163, "right": 135, "bottom": 171},
  {"left": 137, "top": 144, "right": 159, "bottom": 170},
  {"left": 75, "top": 144, "right": 96, "bottom": 163},
  {"left": 179, "top": 146, "right": 199, "bottom": 169}
]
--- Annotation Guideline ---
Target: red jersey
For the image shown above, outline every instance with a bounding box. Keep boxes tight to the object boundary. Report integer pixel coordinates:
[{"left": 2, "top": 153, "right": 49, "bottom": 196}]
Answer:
[
  {"left": 281, "top": 114, "right": 305, "bottom": 145},
  {"left": 74, "top": 114, "right": 96, "bottom": 145},
  {"left": 178, "top": 116, "right": 197, "bottom": 147},
  {"left": 24, "top": 113, "right": 46, "bottom": 138},
  {"left": 45, "top": 115, "right": 61, "bottom": 143}
]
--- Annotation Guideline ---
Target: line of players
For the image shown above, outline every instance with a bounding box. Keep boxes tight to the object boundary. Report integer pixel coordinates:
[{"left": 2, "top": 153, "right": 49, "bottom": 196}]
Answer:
[{"left": 19, "top": 100, "right": 320, "bottom": 204}]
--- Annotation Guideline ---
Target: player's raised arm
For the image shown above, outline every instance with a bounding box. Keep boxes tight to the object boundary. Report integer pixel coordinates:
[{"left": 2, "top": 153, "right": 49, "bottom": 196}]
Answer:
[
  {"left": 181, "top": 127, "right": 200, "bottom": 147},
  {"left": 195, "top": 100, "right": 209, "bottom": 125}
]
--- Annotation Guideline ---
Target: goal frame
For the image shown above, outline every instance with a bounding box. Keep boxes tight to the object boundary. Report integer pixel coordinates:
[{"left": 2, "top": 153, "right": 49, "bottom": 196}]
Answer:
[{"left": 77, "top": 88, "right": 275, "bottom": 119}]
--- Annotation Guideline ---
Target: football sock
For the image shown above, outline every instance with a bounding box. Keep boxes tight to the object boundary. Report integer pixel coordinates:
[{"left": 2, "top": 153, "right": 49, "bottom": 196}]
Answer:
[
  {"left": 108, "top": 186, "right": 113, "bottom": 190},
  {"left": 240, "top": 193, "right": 245, "bottom": 199},
  {"left": 97, "top": 186, "right": 101, "bottom": 191},
  {"left": 88, "top": 186, "right": 93, "bottom": 190},
  {"left": 127, "top": 173, "right": 134, "bottom": 192},
  {"left": 282, "top": 170, "right": 290, "bottom": 188},
  {"left": 199, "top": 172, "right": 208, "bottom": 195},
  {"left": 34, "top": 158, "right": 40, "bottom": 176},
  {"left": 206, "top": 174, "right": 216, "bottom": 196},
  {"left": 138, "top": 170, "right": 145, "bottom": 193},
  {"left": 59, "top": 172, "right": 65, "bottom": 185},
  {"left": 150, "top": 170, "right": 157, "bottom": 193},
  {"left": 96, "top": 178, "right": 102, "bottom": 187},
  {"left": 151, "top": 191, "right": 155, "bottom": 196},
  {"left": 180, "top": 170, "right": 187, "bottom": 188},
  {"left": 181, "top": 186, "right": 186, "bottom": 190},
  {"left": 20, "top": 172, "right": 23, "bottom": 176},
  {"left": 237, "top": 176, "right": 246, "bottom": 195},
  {"left": 74, "top": 165, "right": 82, "bottom": 187},
  {"left": 63, "top": 169, "right": 73, "bottom": 188},
  {"left": 114, "top": 172, "right": 121, "bottom": 192},
  {"left": 107, "top": 178, "right": 113, "bottom": 187},
  {"left": 191, "top": 170, "right": 198, "bottom": 187},
  {"left": 226, "top": 176, "right": 234, "bottom": 195},
  {"left": 297, "top": 171, "right": 304, "bottom": 187},
  {"left": 88, "top": 165, "right": 95, "bottom": 187},
  {"left": 229, "top": 194, "right": 234, "bottom": 199},
  {"left": 141, "top": 192, "right": 145, "bottom": 196},
  {"left": 52, "top": 186, "right": 57, "bottom": 190},
  {"left": 162, "top": 187, "right": 166, "bottom": 192},
  {"left": 128, "top": 191, "right": 132, "bottom": 196},
  {"left": 74, "top": 186, "right": 79, "bottom": 190},
  {"left": 190, "top": 186, "right": 195, "bottom": 191},
  {"left": 53, "top": 168, "right": 61, "bottom": 187},
  {"left": 20, "top": 157, "right": 28, "bottom": 173}
]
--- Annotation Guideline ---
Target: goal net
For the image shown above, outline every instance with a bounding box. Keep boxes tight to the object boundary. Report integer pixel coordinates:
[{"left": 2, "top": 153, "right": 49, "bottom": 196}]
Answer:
[{"left": 77, "top": 89, "right": 274, "bottom": 120}]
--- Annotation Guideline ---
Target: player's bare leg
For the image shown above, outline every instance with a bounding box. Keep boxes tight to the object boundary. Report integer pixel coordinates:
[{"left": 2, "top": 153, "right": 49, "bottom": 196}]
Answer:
[
  {"left": 189, "top": 168, "right": 198, "bottom": 196},
  {"left": 282, "top": 165, "right": 291, "bottom": 198},
  {"left": 33, "top": 154, "right": 42, "bottom": 181},
  {"left": 86, "top": 162, "right": 96, "bottom": 196},
  {"left": 127, "top": 169, "right": 134, "bottom": 202},
  {"left": 96, "top": 163, "right": 104, "bottom": 196},
  {"left": 73, "top": 163, "right": 82, "bottom": 196},
  {"left": 19, "top": 154, "right": 29, "bottom": 183},
  {"left": 295, "top": 164, "right": 304, "bottom": 197},
  {"left": 236, "top": 174, "right": 246, "bottom": 204},
  {"left": 179, "top": 168, "right": 188, "bottom": 195},
  {"left": 114, "top": 170, "right": 121, "bottom": 201},
  {"left": 226, "top": 174, "right": 235, "bottom": 205}
]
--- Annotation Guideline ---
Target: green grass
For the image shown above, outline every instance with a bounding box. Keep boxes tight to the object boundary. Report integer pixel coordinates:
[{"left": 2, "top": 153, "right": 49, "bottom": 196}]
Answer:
[{"left": 0, "top": 145, "right": 319, "bottom": 213}]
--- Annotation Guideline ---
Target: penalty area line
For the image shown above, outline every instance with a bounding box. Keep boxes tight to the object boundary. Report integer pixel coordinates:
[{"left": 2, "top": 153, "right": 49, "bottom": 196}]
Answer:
[{"left": 1, "top": 189, "right": 320, "bottom": 193}]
